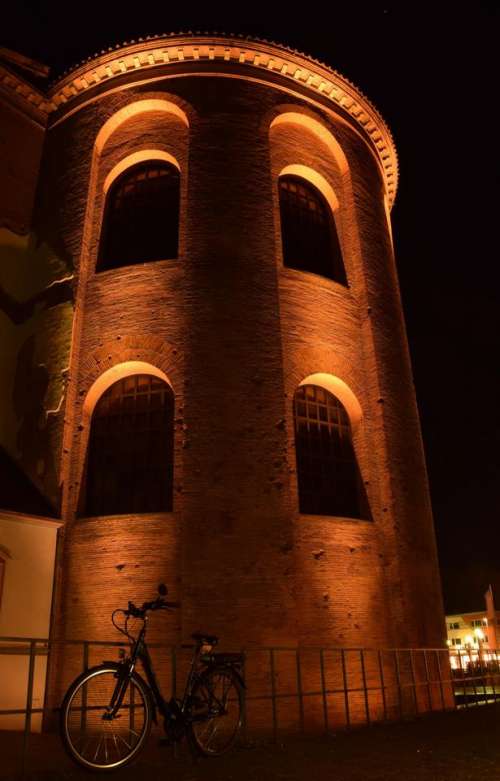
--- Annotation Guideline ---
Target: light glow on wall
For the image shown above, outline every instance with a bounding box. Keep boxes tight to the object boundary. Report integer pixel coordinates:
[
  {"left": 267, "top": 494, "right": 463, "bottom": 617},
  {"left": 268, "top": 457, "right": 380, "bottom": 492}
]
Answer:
[
  {"left": 279, "top": 164, "right": 340, "bottom": 214},
  {"left": 94, "top": 99, "right": 189, "bottom": 156},
  {"left": 299, "top": 372, "right": 363, "bottom": 429},
  {"left": 83, "top": 361, "right": 171, "bottom": 419},
  {"left": 103, "top": 149, "right": 181, "bottom": 194},
  {"left": 270, "top": 112, "right": 349, "bottom": 175}
]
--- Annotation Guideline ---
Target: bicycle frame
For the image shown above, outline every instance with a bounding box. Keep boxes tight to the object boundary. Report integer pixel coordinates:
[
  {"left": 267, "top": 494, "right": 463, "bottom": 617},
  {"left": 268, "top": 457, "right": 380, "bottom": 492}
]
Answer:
[{"left": 107, "top": 620, "right": 210, "bottom": 727}]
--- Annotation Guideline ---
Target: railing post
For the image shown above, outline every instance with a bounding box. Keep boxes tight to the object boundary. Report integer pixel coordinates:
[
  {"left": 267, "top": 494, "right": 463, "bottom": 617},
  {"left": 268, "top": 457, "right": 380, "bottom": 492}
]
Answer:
[
  {"left": 171, "top": 646, "right": 177, "bottom": 700},
  {"left": 377, "top": 650, "right": 387, "bottom": 721},
  {"left": 436, "top": 650, "right": 446, "bottom": 710},
  {"left": 457, "top": 649, "right": 468, "bottom": 708},
  {"left": 341, "top": 649, "right": 350, "bottom": 729},
  {"left": 130, "top": 678, "right": 135, "bottom": 734},
  {"left": 479, "top": 646, "right": 487, "bottom": 702},
  {"left": 493, "top": 650, "right": 499, "bottom": 704},
  {"left": 360, "top": 649, "right": 370, "bottom": 725},
  {"left": 395, "top": 650, "right": 403, "bottom": 718},
  {"left": 423, "top": 650, "right": 432, "bottom": 711},
  {"left": 81, "top": 642, "right": 89, "bottom": 734},
  {"left": 470, "top": 649, "right": 479, "bottom": 705},
  {"left": 296, "top": 649, "right": 305, "bottom": 734},
  {"left": 270, "top": 649, "right": 278, "bottom": 743},
  {"left": 409, "top": 650, "right": 418, "bottom": 715},
  {"left": 21, "top": 640, "right": 36, "bottom": 778},
  {"left": 172, "top": 647, "right": 178, "bottom": 760},
  {"left": 241, "top": 650, "right": 248, "bottom": 744},
  {"left": 319, "top": 649, "right": 329, "bottom": 734}
]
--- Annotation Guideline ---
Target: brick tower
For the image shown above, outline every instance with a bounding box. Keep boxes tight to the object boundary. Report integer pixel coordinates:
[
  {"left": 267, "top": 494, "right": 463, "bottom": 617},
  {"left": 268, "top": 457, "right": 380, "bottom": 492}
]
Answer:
[{"left": 0, "top": 36, "right": 445, "bottom": 667}]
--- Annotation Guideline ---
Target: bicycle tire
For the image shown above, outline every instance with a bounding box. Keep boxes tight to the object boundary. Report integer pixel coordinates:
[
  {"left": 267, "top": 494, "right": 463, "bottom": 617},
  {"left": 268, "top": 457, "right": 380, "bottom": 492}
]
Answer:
[
  {"left": 60, "top": 663, "right": 152, "bottom": 772},
  {"left": 187, "top": 666, "right": 243, "bottom": 756}
]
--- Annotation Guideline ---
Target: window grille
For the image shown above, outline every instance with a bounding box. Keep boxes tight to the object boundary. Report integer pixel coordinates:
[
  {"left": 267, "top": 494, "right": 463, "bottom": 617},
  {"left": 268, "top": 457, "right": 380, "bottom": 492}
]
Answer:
[
  {"left": 279, "top": 175, "right": 347, "bottom": 284},
  {"left": 293, "top": 384, "right": 368, "bottom": 518},
  {"left": 84, "top": 374, "right": 174, "bottom": 516},
  {"left": 97, "top": 161, "right": 180, "bottom": 271}
]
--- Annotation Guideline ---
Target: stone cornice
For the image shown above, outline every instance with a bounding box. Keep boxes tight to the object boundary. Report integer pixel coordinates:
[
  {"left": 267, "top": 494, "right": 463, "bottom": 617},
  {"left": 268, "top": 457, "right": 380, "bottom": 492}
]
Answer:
[
  {"left": 49, "top": 36, "right": 398, "bottom": 204},
  {"left": 1, "top": 35, "right": 399, "bottom": 204}
]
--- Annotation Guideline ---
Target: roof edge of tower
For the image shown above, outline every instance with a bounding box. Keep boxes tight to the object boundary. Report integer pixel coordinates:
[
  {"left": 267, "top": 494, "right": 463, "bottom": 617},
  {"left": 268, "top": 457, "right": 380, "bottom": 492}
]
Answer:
[{"left": 46, "top": 34, "right": 398, "bottom": 206}]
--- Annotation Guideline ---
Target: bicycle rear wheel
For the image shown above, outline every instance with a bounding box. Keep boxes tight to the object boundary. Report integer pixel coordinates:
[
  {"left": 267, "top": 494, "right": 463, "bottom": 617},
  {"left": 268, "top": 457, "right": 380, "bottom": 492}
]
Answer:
[
  {"left": 60, "top": 664, "right": 152, "bottom": 771},
  {"left": 188, "top": 667, "right": 243, "bottom": 756}
]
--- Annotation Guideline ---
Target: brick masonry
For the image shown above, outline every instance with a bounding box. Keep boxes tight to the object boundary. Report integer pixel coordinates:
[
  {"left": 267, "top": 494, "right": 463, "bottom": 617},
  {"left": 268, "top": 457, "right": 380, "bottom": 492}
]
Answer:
[{"left": 1, "top": 38, "right": 445, "bottom": 703}]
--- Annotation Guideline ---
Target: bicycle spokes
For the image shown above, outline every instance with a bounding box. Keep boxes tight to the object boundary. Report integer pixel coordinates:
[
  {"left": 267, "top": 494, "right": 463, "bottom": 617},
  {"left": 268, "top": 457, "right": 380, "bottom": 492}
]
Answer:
[
  {"left": 189, "top": 669, "right": 243, "bottom": 756},
  {"left": 63, "top": 668, "right": 150, "bottom": 770}
]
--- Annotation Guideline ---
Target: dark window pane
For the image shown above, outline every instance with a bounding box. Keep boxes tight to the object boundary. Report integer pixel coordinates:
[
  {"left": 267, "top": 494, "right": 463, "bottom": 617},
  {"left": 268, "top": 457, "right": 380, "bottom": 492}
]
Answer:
[
  {"left": 97, "top": 161, "right": 180, "bottom": 272},
  {"left": 279, "top": 175, "right": 347, "bottom": 285},
  {"left": 84, "top": 374, "right": 174, "bottom": 516},
  {"left": 293, "top": 384, "right": 369, "bottom": 519}
]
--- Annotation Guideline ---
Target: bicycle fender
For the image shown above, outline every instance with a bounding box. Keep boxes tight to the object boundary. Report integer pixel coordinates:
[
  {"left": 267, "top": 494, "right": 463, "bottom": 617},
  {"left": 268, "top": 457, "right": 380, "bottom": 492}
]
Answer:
[
  {"left": 229, "top": 667, "right": 246, "bottom": 690},
  {"left": 101, "top": 661, "right": 158, "bottom": 725},
  {"left": 205, "top": 664, "right": 246, "bottom": 690},
  {"left": 133, "top": 670, "right": 158, "bottom": 725}
]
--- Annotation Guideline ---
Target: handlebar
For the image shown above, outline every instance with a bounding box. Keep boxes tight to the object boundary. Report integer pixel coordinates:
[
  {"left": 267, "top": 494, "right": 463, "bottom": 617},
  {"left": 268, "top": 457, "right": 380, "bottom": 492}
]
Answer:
[{"left": 125, "top": 598, "right": 181, "bottom": 619}]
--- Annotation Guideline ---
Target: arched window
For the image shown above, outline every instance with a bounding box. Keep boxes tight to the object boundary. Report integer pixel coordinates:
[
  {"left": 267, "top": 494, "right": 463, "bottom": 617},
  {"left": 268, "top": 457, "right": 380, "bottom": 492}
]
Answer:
[
  {"left": 84, "top": 374, "right": 174, "bottom": 516},
  {"left": 97, "top": 161, "right": 180, "bottom": 272},
  {"left": 293, "top": 384, "right": 368, "bottom": 518},
  {"left": 279, "top": 175, "right": 347, "bottom": 284}
]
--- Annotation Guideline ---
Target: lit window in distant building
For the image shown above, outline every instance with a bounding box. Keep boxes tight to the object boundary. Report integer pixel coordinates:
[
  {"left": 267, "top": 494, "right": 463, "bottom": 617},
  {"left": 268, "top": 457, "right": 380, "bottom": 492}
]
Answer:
[
  {"left": 293, "top": 384, "right": 369, "bottom": 518},
  {"left": 449, "top": 622, "right": 460, "bottom": 630},
  {"left": 83, "top": 374, "right": 174, "bottom": 516},
  {"left": 97, "top": 161, "right": 180, "bottom": 271},
  {"left": 279, "top": 175, "right": 347, "bottom": 284}
]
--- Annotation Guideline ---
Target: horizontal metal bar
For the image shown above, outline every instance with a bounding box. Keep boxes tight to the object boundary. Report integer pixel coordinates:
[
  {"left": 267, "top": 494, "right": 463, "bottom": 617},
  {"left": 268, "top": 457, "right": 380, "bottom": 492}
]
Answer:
[
  {"left": 3, "top": 636, "right": 495, "bottom": 653},
  {"left": 0, "top": 637, "right": 49, "bottom": 644},
  {"left": 0, "top": 646, "right": 49, "bottom": 655}
]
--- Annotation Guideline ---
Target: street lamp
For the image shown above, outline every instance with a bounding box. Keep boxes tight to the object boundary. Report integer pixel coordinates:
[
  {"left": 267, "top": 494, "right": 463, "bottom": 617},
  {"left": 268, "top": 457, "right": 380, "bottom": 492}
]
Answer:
[
  {"left": 474, "top": 627, "right": 485, "bottom": 666},
  {"left": 464, "top": 634, "right": 474, "bottom": 669}
]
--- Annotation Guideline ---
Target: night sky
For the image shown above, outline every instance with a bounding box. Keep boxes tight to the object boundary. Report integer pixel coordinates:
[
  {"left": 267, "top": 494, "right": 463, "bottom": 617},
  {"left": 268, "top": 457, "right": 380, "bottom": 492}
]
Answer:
[{"left": 2, "top": 2, "right": 499, "bottom": 613}]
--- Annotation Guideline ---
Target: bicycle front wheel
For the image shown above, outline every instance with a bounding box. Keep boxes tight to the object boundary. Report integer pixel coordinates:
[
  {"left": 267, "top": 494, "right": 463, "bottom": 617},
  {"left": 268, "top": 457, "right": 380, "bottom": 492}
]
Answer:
[
  {"left": 188, "top": 667, "right": 243, "bottom": 756},
  {"left": 60, "top": 664, "right": 152, "bottom": 771}
]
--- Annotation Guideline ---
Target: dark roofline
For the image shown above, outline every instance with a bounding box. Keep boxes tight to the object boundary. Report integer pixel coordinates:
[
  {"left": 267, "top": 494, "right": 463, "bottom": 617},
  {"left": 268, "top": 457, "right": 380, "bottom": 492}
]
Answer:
[
  {"left": 0, "top": 46, "right": 49, "bottom": 78},
  {"left": 0, "top": 447, "right": 58, "bottom": 519}
]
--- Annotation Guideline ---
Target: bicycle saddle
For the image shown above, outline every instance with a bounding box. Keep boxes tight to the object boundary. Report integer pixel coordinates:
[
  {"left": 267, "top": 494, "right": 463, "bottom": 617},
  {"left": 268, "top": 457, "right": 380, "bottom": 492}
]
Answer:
[{"left": 192, "top": 632, "right": 218, "bottom": 645}]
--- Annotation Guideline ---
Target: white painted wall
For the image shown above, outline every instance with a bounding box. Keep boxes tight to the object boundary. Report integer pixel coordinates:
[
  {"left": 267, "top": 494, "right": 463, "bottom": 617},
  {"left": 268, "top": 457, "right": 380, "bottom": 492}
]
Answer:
[{"left": 0, "top": 512, "right": 60, "bottom": 731}]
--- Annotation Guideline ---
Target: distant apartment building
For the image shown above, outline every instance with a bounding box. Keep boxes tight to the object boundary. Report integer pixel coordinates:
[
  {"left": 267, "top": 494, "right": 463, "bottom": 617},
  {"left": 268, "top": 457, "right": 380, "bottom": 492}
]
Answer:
[{"left": 445, "top": 585, "right": 500, "bottom": 657}]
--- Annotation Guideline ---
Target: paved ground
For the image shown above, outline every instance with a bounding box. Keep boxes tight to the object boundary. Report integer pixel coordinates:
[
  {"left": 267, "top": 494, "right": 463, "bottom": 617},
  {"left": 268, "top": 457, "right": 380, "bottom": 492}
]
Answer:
[{"left": 3, "top": 705, "right": 500, "bottom": 780}]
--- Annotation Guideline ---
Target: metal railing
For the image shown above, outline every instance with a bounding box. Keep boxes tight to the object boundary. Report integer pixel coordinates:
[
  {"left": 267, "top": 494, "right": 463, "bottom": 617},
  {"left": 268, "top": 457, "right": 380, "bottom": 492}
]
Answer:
[{"left": 1, "top": 637, "right": 500, "bottom": 777}]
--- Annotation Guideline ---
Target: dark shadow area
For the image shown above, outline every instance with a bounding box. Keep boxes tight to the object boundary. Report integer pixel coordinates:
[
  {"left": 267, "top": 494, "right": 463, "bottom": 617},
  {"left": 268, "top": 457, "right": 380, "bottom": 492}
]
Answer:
[
  {"left": 4, "top": 703, "right": 500, "bottom": 780},
  {"left": 0, "top": 445, "right": 57, "bottom": 517}
]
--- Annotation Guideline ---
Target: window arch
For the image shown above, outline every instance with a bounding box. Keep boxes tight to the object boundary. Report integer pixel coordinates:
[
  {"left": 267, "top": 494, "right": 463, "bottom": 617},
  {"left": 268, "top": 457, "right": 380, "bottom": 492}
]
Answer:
[
  {"left": 279, "top": 174, "right": 347, "bottom": 284},
  {"left": 97, "top": 160, "right": 180, "bottom": 272},
  {"left": 83, "top": 374, "right": 174, "bottom": 516},
  {"left": 293, "top": 384, "right": 369, "bottom": 518}
]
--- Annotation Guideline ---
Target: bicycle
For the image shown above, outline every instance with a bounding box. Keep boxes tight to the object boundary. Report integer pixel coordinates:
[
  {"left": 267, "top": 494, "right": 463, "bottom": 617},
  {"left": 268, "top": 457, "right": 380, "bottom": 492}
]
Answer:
[{"left": 60, "top": 584, "right": 245, "bottom": 771}]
